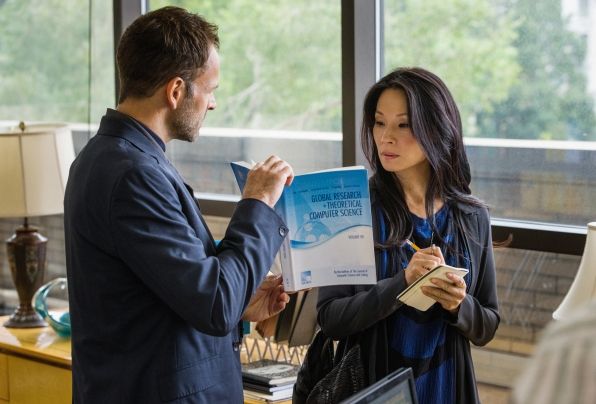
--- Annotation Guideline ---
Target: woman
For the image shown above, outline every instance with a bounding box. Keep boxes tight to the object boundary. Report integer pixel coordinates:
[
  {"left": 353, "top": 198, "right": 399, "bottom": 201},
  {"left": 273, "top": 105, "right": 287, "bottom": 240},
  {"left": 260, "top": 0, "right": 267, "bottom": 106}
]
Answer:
[{"left": 317, "top": 67, "right": 499, "bottom": 404}]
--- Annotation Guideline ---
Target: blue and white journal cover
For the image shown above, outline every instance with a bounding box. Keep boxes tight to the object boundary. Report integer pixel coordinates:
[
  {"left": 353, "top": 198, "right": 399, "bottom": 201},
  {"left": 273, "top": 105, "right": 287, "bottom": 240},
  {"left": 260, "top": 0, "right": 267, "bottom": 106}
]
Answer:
[{"left": 231, "top": 162, "right": 376, "bottom": 291}]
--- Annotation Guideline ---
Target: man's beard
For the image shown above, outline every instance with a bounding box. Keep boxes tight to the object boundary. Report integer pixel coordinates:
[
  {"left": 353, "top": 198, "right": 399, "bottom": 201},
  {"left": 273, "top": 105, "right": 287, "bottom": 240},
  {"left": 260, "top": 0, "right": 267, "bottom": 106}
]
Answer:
[{"left": 167, "top": 95, "right": 202, "bottom": 142}]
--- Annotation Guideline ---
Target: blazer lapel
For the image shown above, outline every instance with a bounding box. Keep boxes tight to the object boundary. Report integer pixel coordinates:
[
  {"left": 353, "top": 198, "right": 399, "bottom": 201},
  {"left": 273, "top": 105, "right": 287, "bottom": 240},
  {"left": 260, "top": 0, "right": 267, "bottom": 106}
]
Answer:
[{"left": 184, "top": 182, "right": 218, "bottom": 251}]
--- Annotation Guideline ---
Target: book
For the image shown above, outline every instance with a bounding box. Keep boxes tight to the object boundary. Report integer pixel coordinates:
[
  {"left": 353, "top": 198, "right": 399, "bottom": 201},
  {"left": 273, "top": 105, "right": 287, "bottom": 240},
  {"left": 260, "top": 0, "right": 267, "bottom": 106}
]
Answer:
[
  {"left": 396, "top": 264, "right": 469, "bottom": 311},
  {"left": 243, "top": 387, "right": 293, "bottom": 402},
  {"left": 274, "top": 291, "right": 304, "bottom": 343},
  {"left": 231, "top": 162, "right": 377, "bottom": 291},
  {"left": 242, "top": 359, "right": 300, "bottom": 386},
  {"left": 274, "top": 288, "right": 318, "bottom": 346},
  {"left": 243, "top": 381, "right": 294, "bottom": 393},
  {"left": 287, "top": 288, "right": 318, "bottom": 347}
]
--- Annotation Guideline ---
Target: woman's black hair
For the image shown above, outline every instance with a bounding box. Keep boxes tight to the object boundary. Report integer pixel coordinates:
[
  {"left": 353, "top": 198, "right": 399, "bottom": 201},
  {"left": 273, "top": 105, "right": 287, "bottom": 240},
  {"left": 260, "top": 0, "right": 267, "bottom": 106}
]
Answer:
[{"left": 361, "top": 67, "right": 485, "bottom": 248}]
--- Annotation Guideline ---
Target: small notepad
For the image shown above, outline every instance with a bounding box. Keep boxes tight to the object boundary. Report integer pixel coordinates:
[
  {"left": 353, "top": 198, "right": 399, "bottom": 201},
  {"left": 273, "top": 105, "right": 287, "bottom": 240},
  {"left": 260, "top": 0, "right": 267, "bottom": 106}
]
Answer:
[{"left": 396, "top": 264, "right": 469, "bottom": 311}]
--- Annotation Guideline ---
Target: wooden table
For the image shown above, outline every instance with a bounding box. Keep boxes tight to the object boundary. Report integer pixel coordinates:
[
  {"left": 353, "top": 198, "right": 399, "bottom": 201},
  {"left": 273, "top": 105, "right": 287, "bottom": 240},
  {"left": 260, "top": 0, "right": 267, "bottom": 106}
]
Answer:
[
  {"left": 0, "top": 317, "right": 292, "bottom": 403},
  {"left": 0, "top": 316, "right": 71, "bottom": 403}
]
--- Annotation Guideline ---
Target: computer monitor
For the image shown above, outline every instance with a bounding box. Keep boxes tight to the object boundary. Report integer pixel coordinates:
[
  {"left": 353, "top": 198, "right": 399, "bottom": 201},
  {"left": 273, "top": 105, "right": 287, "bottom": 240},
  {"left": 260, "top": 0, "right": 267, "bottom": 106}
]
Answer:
[{"left": 340, "top": 367, "right": 418, "bottom": 404}]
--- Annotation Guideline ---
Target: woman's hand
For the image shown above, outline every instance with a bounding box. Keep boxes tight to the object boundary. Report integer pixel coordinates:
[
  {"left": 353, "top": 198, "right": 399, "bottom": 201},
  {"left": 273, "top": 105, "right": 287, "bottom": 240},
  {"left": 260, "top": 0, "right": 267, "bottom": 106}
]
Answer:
[
  {"left": 404, "top": 245, "right": 444, "bottom": 286},
  {"left": 421, "top": 272, "right": 467, "bottom": 314}
]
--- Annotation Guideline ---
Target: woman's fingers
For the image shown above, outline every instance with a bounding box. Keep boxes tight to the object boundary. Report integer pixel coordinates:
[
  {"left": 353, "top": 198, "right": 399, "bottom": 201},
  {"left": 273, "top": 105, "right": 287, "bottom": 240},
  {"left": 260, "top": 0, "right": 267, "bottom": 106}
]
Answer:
[{"left": 421, "top": 275, "right": 466, "bottom": 311}]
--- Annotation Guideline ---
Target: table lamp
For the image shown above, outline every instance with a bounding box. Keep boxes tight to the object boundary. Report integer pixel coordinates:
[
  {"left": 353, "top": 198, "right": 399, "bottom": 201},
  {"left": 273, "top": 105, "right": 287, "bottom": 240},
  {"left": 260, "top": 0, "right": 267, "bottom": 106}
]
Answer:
[
  {"left": 0, "top": 122, "right": 74, "bottom": 328},
  {"left": 552, "top": 222, "right": 596, "bottom": 319}
]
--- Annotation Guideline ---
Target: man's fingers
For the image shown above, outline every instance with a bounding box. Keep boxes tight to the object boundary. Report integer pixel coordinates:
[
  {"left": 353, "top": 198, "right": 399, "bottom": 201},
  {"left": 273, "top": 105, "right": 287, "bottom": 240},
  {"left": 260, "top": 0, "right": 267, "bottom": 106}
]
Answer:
[
  {"left": 261, "top": 155, "right": 282, "bottom": 168},
  {"left": 280, "top": 164, "right": 294, "bottom": 186},
  {"left": 278, "top": 286, "right": 290, "bottom": 303},
  {"left": 243, "top": 156, "right": 294, "bottom": 208},
  {"left": 260, "top": 274, "right": 282, "bottom": 289}
]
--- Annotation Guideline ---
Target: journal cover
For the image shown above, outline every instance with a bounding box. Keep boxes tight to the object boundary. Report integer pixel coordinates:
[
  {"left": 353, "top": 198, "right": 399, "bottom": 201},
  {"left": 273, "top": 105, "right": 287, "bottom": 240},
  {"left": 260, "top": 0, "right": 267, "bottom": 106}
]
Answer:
[{"left": 231, "top": 162, "right": 376, "bottom": 291}]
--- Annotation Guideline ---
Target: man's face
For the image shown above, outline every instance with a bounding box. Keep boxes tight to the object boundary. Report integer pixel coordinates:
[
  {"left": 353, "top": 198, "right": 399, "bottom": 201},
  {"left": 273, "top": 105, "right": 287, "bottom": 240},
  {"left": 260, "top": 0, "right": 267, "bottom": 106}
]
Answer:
[{"left": 168, "top": 46, "right": 220, "bottom": 142}]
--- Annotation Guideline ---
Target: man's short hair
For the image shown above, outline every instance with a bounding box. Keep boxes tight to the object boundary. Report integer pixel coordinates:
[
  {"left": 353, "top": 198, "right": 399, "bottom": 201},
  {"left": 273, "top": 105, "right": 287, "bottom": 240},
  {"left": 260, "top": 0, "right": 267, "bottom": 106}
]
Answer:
[{"left": 116, "top": 6, "right": 219, "bottom": 103}]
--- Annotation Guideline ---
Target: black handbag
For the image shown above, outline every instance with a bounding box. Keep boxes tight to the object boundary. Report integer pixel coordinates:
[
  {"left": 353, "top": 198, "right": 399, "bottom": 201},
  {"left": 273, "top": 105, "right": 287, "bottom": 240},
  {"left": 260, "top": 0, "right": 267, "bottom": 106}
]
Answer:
[{"left": 293, "top": 330, "right": 367, "bottom": 404}]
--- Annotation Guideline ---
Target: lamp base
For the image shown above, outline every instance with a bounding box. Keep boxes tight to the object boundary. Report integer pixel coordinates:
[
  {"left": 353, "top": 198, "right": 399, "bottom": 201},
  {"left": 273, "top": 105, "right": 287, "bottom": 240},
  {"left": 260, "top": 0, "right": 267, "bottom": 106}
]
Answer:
[
  {"left": 4, "top": 222, "right": 48, "bottom": 328},
  {"left": 4, "top": 305, "right": 46, "bottom": 328}
]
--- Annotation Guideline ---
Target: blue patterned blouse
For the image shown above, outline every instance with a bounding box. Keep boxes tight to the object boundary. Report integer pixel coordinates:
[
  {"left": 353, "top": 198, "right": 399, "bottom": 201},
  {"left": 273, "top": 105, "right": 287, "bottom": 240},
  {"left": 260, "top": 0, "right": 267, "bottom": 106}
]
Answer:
[{"left": 378, "top": 203, "right": 471, "bottom": 404}]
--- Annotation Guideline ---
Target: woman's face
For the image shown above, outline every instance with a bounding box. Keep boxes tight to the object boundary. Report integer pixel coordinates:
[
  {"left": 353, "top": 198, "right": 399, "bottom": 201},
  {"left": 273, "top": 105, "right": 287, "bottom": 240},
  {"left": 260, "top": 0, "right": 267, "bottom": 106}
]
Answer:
[{"left": 373, "top": 88, "right": 428, "bottom": 176}]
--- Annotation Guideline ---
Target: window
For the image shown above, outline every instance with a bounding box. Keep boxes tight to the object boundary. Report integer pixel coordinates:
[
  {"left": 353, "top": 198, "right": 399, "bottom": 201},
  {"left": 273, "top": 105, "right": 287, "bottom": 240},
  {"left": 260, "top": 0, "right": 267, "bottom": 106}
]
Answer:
[
  {"left": 0, "top": 0, "right": 114, "bottom": 125},
  {"left": 384, "top": 0, "right": 596, "bottom": 228},
  {"left": 150, "top": 1, "right": 342, "bottom": 198},
  {"left": 0, "top": 0, "right": 114, "bottom": 292}
]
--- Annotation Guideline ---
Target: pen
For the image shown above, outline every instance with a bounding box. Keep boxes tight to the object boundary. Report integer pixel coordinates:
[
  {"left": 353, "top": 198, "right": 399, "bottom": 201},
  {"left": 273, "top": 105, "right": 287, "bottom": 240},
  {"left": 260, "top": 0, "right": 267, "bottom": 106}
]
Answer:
[{"left": 405, "top": 239, "right": 420, "bottom": 251}]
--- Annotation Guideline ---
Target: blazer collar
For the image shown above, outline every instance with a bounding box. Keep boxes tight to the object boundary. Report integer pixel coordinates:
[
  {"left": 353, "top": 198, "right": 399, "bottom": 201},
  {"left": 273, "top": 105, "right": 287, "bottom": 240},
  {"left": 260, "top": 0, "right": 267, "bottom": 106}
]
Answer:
[{"left": 96, "top": 109, "right": 167, "bottom": 164}]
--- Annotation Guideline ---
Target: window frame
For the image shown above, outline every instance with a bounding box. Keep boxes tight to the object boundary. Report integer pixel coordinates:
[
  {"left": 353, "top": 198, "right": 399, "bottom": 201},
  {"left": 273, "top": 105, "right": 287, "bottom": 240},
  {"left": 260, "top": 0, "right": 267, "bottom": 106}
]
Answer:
[{"left": 114, "top": 0, "right": 588, "bottom": 255}]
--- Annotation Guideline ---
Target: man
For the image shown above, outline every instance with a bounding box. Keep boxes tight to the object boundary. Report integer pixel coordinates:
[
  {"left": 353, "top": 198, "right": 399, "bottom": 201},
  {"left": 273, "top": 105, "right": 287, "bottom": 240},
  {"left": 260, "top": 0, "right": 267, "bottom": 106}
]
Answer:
[{"left": 64, "top": 6, "right": 293, "bottom": 403}]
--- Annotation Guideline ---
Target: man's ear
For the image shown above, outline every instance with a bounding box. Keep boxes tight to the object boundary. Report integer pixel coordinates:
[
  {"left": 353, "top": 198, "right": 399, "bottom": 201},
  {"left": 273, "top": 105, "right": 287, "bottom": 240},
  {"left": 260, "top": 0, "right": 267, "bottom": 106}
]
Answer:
[{"left": 165, "top": 77, "right": 185, "bottom": 109}]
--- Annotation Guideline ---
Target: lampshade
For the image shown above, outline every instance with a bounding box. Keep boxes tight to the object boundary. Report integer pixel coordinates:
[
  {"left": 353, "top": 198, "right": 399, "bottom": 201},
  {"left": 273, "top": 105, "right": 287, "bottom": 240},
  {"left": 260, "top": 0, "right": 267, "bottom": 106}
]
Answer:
[
  {"left": 553, "top": 222, "right": 596, "bottom": 319},
  {"left": 0, "top": 122, "right": 74, "bottom": 328},
  {"left": 0, "top": 123, "right": 74, "bottom": 218}
]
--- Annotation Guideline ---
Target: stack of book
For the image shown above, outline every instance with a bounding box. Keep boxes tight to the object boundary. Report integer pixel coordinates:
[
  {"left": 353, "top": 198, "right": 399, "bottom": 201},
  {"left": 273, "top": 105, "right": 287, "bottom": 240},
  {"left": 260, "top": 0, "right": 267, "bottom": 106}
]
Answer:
[{"left": 242, "top": 359, "right": 299, "bottom": 402}]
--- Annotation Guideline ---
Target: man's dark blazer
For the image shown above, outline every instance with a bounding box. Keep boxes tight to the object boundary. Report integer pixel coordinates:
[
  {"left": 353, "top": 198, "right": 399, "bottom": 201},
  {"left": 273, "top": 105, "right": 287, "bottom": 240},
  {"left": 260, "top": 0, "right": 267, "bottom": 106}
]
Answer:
[{"left": 64, "top": 110, "right": 287, "bottom": 403}]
